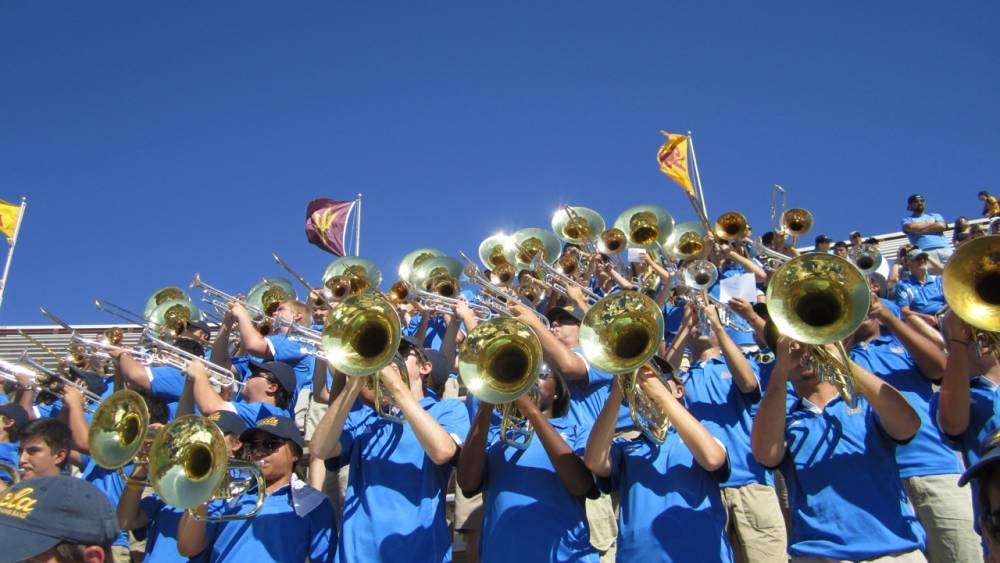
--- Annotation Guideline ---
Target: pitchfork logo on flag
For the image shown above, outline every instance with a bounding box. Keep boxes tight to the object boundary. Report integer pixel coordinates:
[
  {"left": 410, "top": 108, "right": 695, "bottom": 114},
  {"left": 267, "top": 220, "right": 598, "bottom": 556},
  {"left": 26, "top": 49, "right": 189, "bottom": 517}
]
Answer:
[
  {"left": 305, "top": 198, "right": 356, "bottom": 256},
  {"left": 656, "top": 131, "right": 695, "bottom": 196}
]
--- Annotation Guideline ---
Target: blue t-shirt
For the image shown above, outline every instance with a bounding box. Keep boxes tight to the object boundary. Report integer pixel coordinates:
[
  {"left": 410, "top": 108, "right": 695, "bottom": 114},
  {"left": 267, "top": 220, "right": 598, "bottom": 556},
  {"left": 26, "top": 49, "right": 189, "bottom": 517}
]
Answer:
[
  {"left": 753, "top": 354, "right": 798, "bottom": 418},
  {"left": 679, "top": 355, "right": 769, "bottom": 487},
  {"left": 778, "top": 396, "right": 925, "bottom": 559},
  {"left": 403, "top": 314, "right": 449, "bottom": 351},
  {"left": 336, "top": 397, "right": 470, "bottom": 563},
  {"left": 565, "top": 347, "right": 633, "bottom": 433},
  {"left": 148, "top": 364, "right": 186, "bottom": 402},
  {"left": 902, "top": 212, "right": 949, "bottom": 250},
  {"left": 226, "top": 401, "right": 289, "bottom": 428},
  {"left": 139, "top": 493, "right": 208, "bottom": 563},
  {"left": 600, "top": 431, "right": 733, "bottom": 563},
  {"left": 203, "top": 481, "right": 334, "bottom": 562},
  {"left": 894, "top": 274, "right": 945, "bottom": 315},
  {"left": 266, "top": 333, "right": 317, "bottom": 400},
  {"left": 478, "top": 416, "right": 597, "bottom": 563},
  {"left": 0, "top": 441, "right": 17, "bottom": 485},
  {"left": 931, "top": 376, "right": 1000, "bottom": 471},
  {"left": 850, "top": 337, "right": 960, "bottom": 478},
  {"left": 80, "top": 455, "right": 131, "bottom": 549}
]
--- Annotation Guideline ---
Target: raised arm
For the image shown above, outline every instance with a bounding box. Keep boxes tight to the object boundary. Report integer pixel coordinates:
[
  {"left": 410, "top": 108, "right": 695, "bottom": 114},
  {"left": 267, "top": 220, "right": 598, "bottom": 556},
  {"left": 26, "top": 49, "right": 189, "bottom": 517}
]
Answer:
[
  {"left": 707, "top": 304, "right": 758, "bottom": 394},
  {"left": 231, "top": 302, "right": 272, "bottom": 359},
  {"left": 186, "top": 361, "right": 228, "bottom": 415},
  {"left": 849, "top": 350, "right": 920, "bottom": 442},
  {"left": 516, "top": 393, "right": 595, "bottom": 496},
  {"left": 60, "top": 386, "right": 90, "bottom": 452},
  {"left": 640, "top": 370, "right": 726, "bottom": 470},
  {"left": 456, "top": 401, "right": 493, "bottom": 495},
  {"left": 937, "top": 312, "right": 974, "bottom": 436},
  {"left": 310, "top": 375, "right": 364, "bottom": 460},
  {"left": 114, "top": 350, "right": 152, "bottom": 393},
  {"left": 509, "top": 302, "right": 588, "bottom": 380},
  {"left": 584, "top": 382, "right": 624, "bottom": 478},
  {"left": 872, "top": 297, "right": 946, "bottom": 381},
  {"left": 751, "top": 338, "right": 795, "bottom": 468},
  {"left": 117, "top": 462, "right": 150, "bottom": 530},
  {"left": 382, "top": 363, "right": 457, "bottom": 465}
]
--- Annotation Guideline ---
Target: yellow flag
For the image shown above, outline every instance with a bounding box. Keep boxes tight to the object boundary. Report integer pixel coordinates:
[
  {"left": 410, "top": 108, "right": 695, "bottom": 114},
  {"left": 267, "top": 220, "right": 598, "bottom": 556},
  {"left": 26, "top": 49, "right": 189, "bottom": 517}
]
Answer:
[
  {"left": 0, "top": 199, "right": 21, "bottom": 243},
  {"left": 656, "top": 131, "right": 695, "bottom": 196}
]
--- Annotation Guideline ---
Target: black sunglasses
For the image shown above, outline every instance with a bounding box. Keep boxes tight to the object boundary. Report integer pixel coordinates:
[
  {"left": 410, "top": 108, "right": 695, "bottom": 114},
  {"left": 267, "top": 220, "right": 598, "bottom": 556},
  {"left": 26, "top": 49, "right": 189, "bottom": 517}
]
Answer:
[{"left": 245, "top": 438, "right": 285, "bottom": 453}]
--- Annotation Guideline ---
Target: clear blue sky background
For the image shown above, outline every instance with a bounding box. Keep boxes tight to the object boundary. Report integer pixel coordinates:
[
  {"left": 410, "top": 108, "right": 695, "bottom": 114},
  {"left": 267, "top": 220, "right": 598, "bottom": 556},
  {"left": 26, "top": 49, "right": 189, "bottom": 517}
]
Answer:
[{"left": 1, "top": 2, "right": 997, "bottom": 325}]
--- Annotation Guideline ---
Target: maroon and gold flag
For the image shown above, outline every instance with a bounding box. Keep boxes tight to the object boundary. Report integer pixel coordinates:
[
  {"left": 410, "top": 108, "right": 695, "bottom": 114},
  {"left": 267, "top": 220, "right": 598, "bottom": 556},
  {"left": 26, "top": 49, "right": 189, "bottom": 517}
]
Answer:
[
  {"left": 656, "top": 131, "right": 695, "bottom": 196},
  {"left": 305, "top": 198, "right": 356, "bottom": 256}
]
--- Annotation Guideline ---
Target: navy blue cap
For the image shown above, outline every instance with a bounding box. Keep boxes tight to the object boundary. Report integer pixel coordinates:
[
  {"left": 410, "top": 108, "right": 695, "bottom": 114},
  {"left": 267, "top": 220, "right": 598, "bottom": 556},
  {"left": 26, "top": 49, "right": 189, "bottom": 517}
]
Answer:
[
  {"left": 68, "top": 366, "right": 108, "bottom": 396},
  {"left": 960, "top": 431, "right": 1000, "bottom": 486},
  {"left": 814, "top": 234, "right": 832, "bottom": 244},
  {"left": 423, "top": 349, "right": 451, "bottom": 389},
  {"left": 205, "top": 410, "right": 248, "bottom": 436},
  {"left": 545, "top": 305, "right": 583, "bottom": 324},
  {"left": 908, "top": 193, "right": 925, "bottom": 204},
  {"left": 239, "top": 415, "right": 304, "bottom": 452},
  {"left": 0, "top": 403, "right": 28, "bottom": 434},
  {"left": 248, "top": 360, "right": 296, "bottom": 395},
  {"left": 186, "top": 319, "right": 212, "bottom": 338},
  {"left": 0, "top": 475, "right": 119, "bottom": 560}
]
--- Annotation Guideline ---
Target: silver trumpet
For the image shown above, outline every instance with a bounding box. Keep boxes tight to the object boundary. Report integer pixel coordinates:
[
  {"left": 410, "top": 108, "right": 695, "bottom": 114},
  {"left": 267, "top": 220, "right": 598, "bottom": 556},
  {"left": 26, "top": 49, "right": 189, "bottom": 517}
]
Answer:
[
  {"left": 459, "top": 252, "right": 550, "bottom": 328},
  {"left": 8, "top": 353, "right": 102, "bottom": 412},
  {"left": 386, "top": 279, "right": 494, "bottom": 321},
  {"left": 529, "top": 253, "right": 601, "bottom": 304},
  {"left": 143, "top": 331, "right": 243, "bottom": 390},
  {"left": 679, "top": 260, "right": 752, "bottom": 334}
]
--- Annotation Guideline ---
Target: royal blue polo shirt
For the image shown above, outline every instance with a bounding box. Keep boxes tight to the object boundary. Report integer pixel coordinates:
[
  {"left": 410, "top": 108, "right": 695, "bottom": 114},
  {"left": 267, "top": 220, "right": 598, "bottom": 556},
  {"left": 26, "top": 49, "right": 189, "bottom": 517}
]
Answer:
[
  {"left": 266, "top": 333, "right": 316, "bottom": 401},
  {"left": 34, "top": 398, "right": 63, "bottom": 419},
  {"left": 403, "top": 314, "right": 449, "bottom": 351},
  {"left": 336, "top": 396, "right": 470, "bottom": 563},
  {"left": 477, "top": 416, "right": 597, "bottom": 563},
  {"left": 679, "top": 355, "right": 769, "bottom": 487},
  {"left": 0, "top": 441, "right": 17, "bottom": 485},
  {"left": 850, "top": 336, "right": 960, "bottom": 479},
  {"left": 223, "top": 400, "right": 288, "bottom": 428},
  {"left": 79, "top": 455, "right": 131, "bottom": 550},
  {"left": 147, "top": 364, "right": 185, "bottom": 402},
  {"left": 931, "top": 376, "right": 1000, "bottom": 470},
  {"left": 709, "top": 264, "right": 757, "bottom": 348},
  {"left": 565, "top": 347, "right": 633, "bottom": 433},
  {"left": 139, "top": 493, "right": 208, "bottom": 563},
  {"left": 894, "top": 274, "right": 945, "bottom": 315},
  {"left": 777, "top": 396, "right": 926, "bottom": 559},
  {"left": 902, "top": 212, "right": 949, "bottom": 250},
  {"left": 599, "top": 431, "right": 733, "bottom": 562},
  {"left": 324, "top": 400, "right": 378, "bottom": 473},
  {"left": 0, "top": 391, "right": 7, "bottom": 404},
  {"left": 203, "top": 479, "right": 335, "bottom": 562},
  {"left": 753, "top": 354, "right": 798, "bottom": 418}
]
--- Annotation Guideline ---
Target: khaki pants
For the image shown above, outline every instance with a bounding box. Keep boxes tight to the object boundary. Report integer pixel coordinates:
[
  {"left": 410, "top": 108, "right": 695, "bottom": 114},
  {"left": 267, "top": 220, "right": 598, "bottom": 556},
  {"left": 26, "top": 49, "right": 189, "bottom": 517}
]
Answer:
[
  {"left": 111, "top": 545, "right": 130, "bottom": 563},
  {"left": 586, "top": 492, "right": 619, "bottom": 562},
  {"left": 903, "top": 473, "right": 981, "bottom": 563},
  {"left": 721, "top": 483, "right": 788, "bottom": 563},
  {"left": 790, "top": 548, "right": 927, "bottom": 563},
  {"left": 294, "top": 387, "right": 312, "bottom": 432}
]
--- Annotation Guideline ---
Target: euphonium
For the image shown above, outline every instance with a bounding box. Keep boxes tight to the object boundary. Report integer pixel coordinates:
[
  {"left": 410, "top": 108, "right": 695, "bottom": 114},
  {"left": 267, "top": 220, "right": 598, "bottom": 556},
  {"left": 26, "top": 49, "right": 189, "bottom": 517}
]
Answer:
[
  {"left": 780, "top": 207, "right": 813, "bottom": 237},
  {"left": 89, "top": 390, "right": 156, "bottom": 483},
  {"left": 614, "top": 205, "right": 674, "bottom": 248},
  {"left": 579, "top": 292, "right": 666, "bottom": 441},
  {"left": 143, "top": 287, "right": 193, "bottom": 322},
  {"left": 321, "top": 293, "right": 402, "bottom": 377},
  {"left": 850, "top": 243, "right": 883, "bottom": 275},
  {"left": 618, "top": 361, "right": 672, "bottom": 443},
  {"left": 459, "top": 317, "right": 543, "bottom": 450},
  {"left": 766, "top": 253, "right": 870, "bottom": 406},
  {"left": 662, "top": 221, "right": 706, "bottom": 260},
  {"left": 714, "top": 211, "right": 748, "bottom": 242},
  {"left": 148, "top": 415, "right": 265, "bottom": 521},
  {"left": 942, "top": 235, "right": 1000, "bottom": 356}
]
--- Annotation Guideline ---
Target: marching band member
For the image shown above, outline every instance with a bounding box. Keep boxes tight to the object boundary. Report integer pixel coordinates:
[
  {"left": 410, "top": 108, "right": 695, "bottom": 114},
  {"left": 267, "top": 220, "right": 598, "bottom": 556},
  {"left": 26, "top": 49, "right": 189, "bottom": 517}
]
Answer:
[
  {"left": 585, "top": 357, "right": 733, "bottom": 562},
  {"left": 752, "top": 337, "right": 926, "bottom": 562},
  {"left": 458, "top": 371, "right": 598, "bottom": 562},
  {"left": 188, "top": 359, "right": 296, "bottom": 426},
  {"left": 18, "top": 418, "right": 71, "bottom": 480},
  {"left": 847, "top": 298, "right": 980, "bottom": 560},
  {"left": 311, "top": 336, "right": 469, "bottom": 563},
  {"left": 177, "top": 415, "right": 335, "bottom": 562},
  {"left": 0, "top": 404, "right": 27, "bottom": 488},
  {"left": 674, "top": 302, "right": 787, "bottom": 562}
]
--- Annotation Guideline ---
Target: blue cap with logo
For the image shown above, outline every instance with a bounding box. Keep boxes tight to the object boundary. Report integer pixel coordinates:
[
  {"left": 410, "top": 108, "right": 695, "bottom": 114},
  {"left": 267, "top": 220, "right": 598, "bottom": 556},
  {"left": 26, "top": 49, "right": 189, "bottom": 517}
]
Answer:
[
  {"left": 0, "top": 475, "right": 119, "bottom": 561},
  {"left": 205, "top": 410, "right": 249, "bottom": 436},
  {"left": 239, "top": 415, "right": 305, "bottom": 452}
]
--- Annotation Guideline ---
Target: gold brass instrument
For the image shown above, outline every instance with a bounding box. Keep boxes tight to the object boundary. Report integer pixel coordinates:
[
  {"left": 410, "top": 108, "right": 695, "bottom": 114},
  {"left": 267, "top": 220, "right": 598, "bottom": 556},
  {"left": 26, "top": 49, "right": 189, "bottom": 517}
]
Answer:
[
  {"left": 613, "top": 205, "right": 674, "bottom": 249},
  {"left": 190, "top": 274, "right": 290, "bottom": 330},
  {"left": 849, "top": 243, "right": 883, "bottom": 276},
  {"left": 94, "top": 299, "right": 188, "bottom": 342},
  {"left": 503, "top": 228, "right": 562, "bottom": 269},
  {"left": 148, "top": 415, "right": 265, "bottom": 521},
  {"left": 781, "top": 208, "right": 813, "bottom": 238},
  {"left": 618, "top": 362, "right": 671, "bottom": 443},
  {"left": 459, "top": 317, "right": 543, "bottom": 450},
  {"left": 89, "top": 390, "right": 157, "bottom": 484},
  {"left": 478, "top": 235, "right": 512, "bottom": 270},
  {"left": 552, "top": 206, "right": 605, "bottom": 246},
  {"left": 323, "top": 257, "right": 382, "bottom": 297},
  {"left": 411, "top": 256, "right": 464, "bottom": 299},
  {"left": 766, "top": 253, "right": 870, "bottom": 406},
  {"left": 770, "top": 184, "right": 787, "bottom": 234},
  {"left": 387, "top": 279, "right": 493, "bottom": 322},
  {"left": 319, "top": 293, "right": 402, "bottom": 377},
  {"left": 529, "top": 250, "right": 601, "bottom": 304},
  {"left": 143, "top": 287, "right": 193, "bottom": 322},
  {"left": 272, "top": 253, "right": 336, "bottom": 310},
  {"left": 459, "top": 252, "right": 551, "bottom": 327},
  {"left": 14, "top": 353, "right": 102, "bottom": 412},
  {"left": 579, "top": 291, "right": 666, "bottom": 441},
  {"left": 400, "top": 248, "right": 446, "bottom": 282},
  {"left": 942, "top": 235, "right": 1000, "bottom": 356},
  {"left": 247, "top": 278, "right": 297, "bottom": 317},
  {"left": 0, "top": 461, "right": 18, "bottom": 491},
  {"left": 662, "top": 221, "right": 707, "bottom": 260},
  {"left": 598, "top": 228, "right": 627, "bottom": 256},
  {"left": 714, "top": 211, "right": 749, "bottom": 242}
]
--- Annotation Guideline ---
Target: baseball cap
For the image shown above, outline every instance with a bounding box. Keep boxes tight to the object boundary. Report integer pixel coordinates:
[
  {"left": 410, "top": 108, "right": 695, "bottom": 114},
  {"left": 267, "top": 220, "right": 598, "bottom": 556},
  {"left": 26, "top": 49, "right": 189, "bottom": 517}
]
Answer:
[
  {"left": 239, "top": 415, "right": 305, "bottom": 452},
  {"left": 186, "top": 319, "right": 212, "bottom": 338},
  {"left": 906, "top": 248, "right": 929, "bottom": 262},
  {"left": 0, "top": 404, "right": 28, "bottom": 435},
  {"left": 849, "top": 231, "right": 862, "bottom": 238},
  {"left": 907, "top": 193, "right": 925, "bottom": 204},
  {"left": 0, "top": 475, "right": 119, "bottom": 561},
  {"left": 423, "top": 349, "right": 451, "bottom": 389},
  {"left": 247, "top": 360, "right": 296, "bottom": 395},
  {"left": 205, "top": 410, "right": 248, "bottom": 436},
  {"left": 649, "top": 355, "right": 681, "bottom": 383},
  {"left": 814, "top": 234, "right": 832, "bottom": 245},
  {"left": 399, "top": 335, "right": 428, "bottom": 360},
  {"left": 67, "top": 366, "right": 108, "bottom": 396},
  {"left": 545, "top": 306, "right": 583, "bottom": 324},
  {"left": 960, "top": 430, "right": 1000, "bottom": 486}
]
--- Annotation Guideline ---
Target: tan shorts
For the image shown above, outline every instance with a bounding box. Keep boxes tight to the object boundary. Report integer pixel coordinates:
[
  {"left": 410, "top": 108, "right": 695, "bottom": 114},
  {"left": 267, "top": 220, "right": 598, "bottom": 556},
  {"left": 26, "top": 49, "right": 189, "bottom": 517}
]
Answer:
[
  {"left": 903, "top": 473, "right": 980, "bottom": 563},
  {"left": 304, "top": 395, "right": 329, "bottom": 442},
  {"left": 720, "top": 483, "right": 787, "bottom": 563},
  {"left": 453, "top": 486, "right": 484, "bottom": 531}
]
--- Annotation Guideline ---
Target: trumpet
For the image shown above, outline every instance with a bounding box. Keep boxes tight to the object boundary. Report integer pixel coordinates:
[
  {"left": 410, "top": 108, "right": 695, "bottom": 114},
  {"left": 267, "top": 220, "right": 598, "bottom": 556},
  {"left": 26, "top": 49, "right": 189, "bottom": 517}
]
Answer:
[
  {"left": 459, "top": 317, "right": 543, "bottom": 450},
  {"left": 5, "top": 354, "right": 102, "bottom": 413},
  {"left": 530, "top": 253, "right": 601, "bottom": 304},
  {"left": 386, "top": 280, "right": 493, "bottom": 321},
  {"left": 766, "top": 253, "right": 870, "bottom": 406},
  {"left": 942, "top": 235, "right": 1000, "bottom": 357},
  {"left": 143, "top": 332, "right": 243, "bottom": 390},
  {"left": 70, "top": 333, "right": 155, "bottom": 366},
  {"left": 459, "top": 253, "right": 550, "bottom": 327},
  {"left": 149, "top": 415, "right": 265, "bottom": 521},
  {"left": 579, "top": 291, "right": 667, "bottom": 442}
]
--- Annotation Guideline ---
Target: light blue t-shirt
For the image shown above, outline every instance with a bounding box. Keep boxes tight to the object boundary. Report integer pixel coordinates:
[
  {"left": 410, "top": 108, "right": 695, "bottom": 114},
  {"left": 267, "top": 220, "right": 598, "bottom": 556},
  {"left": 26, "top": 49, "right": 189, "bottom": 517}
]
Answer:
[
  {"left": 337, "top": 396, "right": 470, "bottom": 563},
  {"left": 266, "top": 333, "right": 316, "bottom": 402},
  {"left": 902, "top": 212, "right": 949, "bottom": 250},
  {"left": 600, "top": 431, "right": 733, "bottom": 562},
  {"left": 139, "top": 493, "right": 208, "bottom": 562},
  {"left": 0, "top": 441, "right": 17, "bottom": 485},
  {"left": 565, "top": 347, "right": 633, "bottom": 433},
  {"left": 478, "top": 416, "right": 597, "bottom": 563},
  {"left": 679, "top": 355, "right": 769, "bottom": 487},
  {"left": 778, "top": 396, "right": 926, "bottom": 559},
  {"left": 227, "top": 401, "right": 289, "bottom": 428},
  {"left": 850, "top": 336, "right": 961, "bottom": 479},
  {"left": 80, "top": 455, "right": 131, "bottom": 549}
]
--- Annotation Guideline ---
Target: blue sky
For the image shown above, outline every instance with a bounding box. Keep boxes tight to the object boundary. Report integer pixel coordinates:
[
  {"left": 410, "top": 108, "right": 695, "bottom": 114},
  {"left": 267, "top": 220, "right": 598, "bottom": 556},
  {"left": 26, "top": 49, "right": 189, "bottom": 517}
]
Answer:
[{"left": 1, "top": 2, "right": 997, "bottom": 324}]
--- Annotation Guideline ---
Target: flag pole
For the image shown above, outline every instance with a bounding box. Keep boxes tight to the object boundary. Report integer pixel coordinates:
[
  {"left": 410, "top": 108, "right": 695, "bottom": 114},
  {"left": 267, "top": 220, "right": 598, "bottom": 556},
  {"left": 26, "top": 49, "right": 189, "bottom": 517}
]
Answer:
[
  {"left": 354, "top": 193, "right": 362, "bottom": 257},
  {"left": 687, "top": 131, "right": 710, "bottom": 220},
  {"left": 0, "top": 197, "right": 27, "bottom": 313}
]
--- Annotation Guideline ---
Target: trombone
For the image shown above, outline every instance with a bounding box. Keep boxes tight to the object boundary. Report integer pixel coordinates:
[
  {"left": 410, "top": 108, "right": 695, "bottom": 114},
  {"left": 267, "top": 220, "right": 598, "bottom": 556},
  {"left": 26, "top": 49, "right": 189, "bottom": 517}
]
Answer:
[
  {"left": 190, "top": 274, "right": 294, "bottom": 332},
  {"left": 458, "top": 317, "right": 543, "bottom": 450},
  {"left": 766, "top": 253, "right": 870, "bottom": 406},
  {"left": 272, "top": 253, "right": 336, "bottom": 310},
  {"left": 771, "top": 184, "right": 813, "bottom": 238}
]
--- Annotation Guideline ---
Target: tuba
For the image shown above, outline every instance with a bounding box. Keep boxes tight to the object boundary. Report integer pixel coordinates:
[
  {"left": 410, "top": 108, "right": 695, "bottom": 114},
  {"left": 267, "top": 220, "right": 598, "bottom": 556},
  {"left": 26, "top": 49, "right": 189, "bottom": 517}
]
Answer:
[
  {"left": 148, "top": 415, "right": 265, "bottom": 521},
  {"left": 459, "top": 317, "right": 543, "bottom": 450},
  {"left": 579, "top": 292, "right": 669, "bottom": 441},
  {"left": 942, "top": 235, "right": 1000, "bottom": 356},
  {"left": 766, "top": 253, "right": 870, "bottom": 405},
  {"left": 551, "top": 206, "right": 605, "bottom": 246}
]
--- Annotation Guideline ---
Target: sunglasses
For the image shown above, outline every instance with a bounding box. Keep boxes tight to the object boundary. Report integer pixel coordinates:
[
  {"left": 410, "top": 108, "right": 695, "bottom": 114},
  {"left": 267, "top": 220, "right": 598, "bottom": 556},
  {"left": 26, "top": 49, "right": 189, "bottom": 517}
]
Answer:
[{"left": 245, "top": 438, "right": 285, "bottom": 453}]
